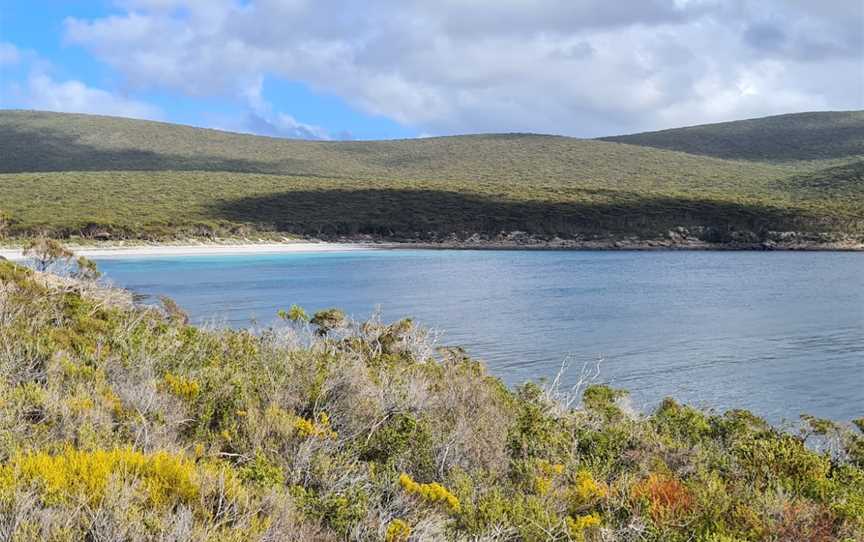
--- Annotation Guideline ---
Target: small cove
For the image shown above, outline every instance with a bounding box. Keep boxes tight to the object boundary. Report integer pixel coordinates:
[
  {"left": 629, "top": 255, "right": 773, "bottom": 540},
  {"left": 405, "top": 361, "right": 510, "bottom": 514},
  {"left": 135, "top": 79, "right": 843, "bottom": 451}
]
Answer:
[{"left": 95, "top": 249, "right": 864, "bottom": 422}]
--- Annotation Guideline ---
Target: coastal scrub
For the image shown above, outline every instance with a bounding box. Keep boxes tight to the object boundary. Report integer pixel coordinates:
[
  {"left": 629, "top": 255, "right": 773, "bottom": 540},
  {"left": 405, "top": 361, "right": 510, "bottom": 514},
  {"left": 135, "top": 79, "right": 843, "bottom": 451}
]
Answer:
[{"left": 0, "top": 258, "right": 861, "bottom": 540}]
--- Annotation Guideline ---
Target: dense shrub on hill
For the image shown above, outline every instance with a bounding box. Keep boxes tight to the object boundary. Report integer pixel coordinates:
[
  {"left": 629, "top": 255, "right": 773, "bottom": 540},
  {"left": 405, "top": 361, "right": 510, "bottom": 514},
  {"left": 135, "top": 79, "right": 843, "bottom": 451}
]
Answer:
[
  {"left": 601, "top": 111, "right": 864, "bottom": 162},
  {"left": 0, "top": 110, "right": 862, "bottom": 243}
]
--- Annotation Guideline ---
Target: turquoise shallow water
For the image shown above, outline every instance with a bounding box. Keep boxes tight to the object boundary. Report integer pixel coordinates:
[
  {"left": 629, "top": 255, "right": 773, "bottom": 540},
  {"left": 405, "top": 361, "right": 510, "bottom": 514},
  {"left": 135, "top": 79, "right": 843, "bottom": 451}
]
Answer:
[{"left": 95, "top": 250, "right": 864, "bottom": 422}]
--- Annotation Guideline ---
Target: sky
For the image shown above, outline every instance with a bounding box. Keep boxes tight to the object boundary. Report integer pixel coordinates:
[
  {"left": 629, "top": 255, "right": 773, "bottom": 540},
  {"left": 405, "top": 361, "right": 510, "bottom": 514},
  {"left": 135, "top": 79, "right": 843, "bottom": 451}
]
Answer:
[{"left": 0, "top": 0, "right": 862, "bottom": 140}]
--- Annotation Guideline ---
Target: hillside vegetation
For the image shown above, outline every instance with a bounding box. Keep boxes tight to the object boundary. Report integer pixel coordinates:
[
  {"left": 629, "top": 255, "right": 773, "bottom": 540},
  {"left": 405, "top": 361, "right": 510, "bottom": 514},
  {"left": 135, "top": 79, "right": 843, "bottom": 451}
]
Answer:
[
  {"left": 0, "top": 110, "right": 862, "bottom": 244},
  {"left": 0, "top": 259, "right": 862, "bottom": 540},
  {"left": 601, "top": 111, "right": 864, "bottom": 163}
]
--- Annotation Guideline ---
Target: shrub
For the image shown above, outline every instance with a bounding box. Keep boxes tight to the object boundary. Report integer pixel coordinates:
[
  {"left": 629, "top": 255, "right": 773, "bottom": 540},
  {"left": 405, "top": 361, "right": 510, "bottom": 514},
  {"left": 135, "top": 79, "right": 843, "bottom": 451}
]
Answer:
[
  {"left": 632, "top": 473, "right": 694, "bottom": 525},
  {"left": 399, "top": 473, "right": 461, "bottom": 513},
  {"left": 74, "top": 255, "right": 101, "bottom": 280},
  {"left": 311, "top": 308, "right": 346, "bottom": 335},
  {"left": 0, "top": 261, "right": 861, "bottom": 541},
  {"left": 582, "top": 384, "right": 628, "bottom": 421},
  {"left": 159, "top": 295, "right": 189, "bottom": 324},
  {"left": 654, "top": 397, "right": 713, "bottom": 444},
  {"left": 733, "top": 433, "right": 831, "bottom": 496},
  {"left": 278, "top": 304, "right": 310, "bottom": 323},
  {"left": 508, "top": 382, "right": 571, "bottom": 463},
  {"left": 0, "top": 448, "right": 199, "bottom": 507},
  {"left": 239, "top": 452, "right": 285, "bottom": 487},
  {"left": 569, "top": 469, "right": 607, "bottom": 511},
  {"left": 566, "top": 512, "right": 601, "bottom": 541},
  {"left": 294, "top": 411, "right": 336, "bottom": 439},
  {"left": 0, "top": 210, "right": 10, "bottom": 239},
  {"left": 385, "top": 519, "right": 412, "bottom": 542},
  {"left": 23, "top": 237, "right": 73, "bottom": 272},
  {"left": 161, "top": 372, "right": 200, "bottom": 401}
]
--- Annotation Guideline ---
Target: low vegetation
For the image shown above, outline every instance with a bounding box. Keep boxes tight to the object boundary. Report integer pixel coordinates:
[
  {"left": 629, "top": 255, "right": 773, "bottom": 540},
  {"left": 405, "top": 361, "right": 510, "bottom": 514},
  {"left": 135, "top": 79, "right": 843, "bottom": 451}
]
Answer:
[
  {"left": 1, "top": 256, "right": 862, "bottom": 540},
  {"left": 601, "top": 111, "right": 864, "bottom": 163},
  {"left": 0, "top": 110, "right": 862, "bottom": 243}
]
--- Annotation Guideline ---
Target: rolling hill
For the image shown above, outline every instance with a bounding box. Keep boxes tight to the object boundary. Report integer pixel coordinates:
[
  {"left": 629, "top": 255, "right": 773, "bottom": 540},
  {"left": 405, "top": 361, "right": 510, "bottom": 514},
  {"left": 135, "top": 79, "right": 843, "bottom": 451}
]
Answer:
[
  {"left": 600, "top": 111, "right": 864, "bottom": 162},
  {"left": 0, "top": 110, "right": 861, "bottom": 245}
]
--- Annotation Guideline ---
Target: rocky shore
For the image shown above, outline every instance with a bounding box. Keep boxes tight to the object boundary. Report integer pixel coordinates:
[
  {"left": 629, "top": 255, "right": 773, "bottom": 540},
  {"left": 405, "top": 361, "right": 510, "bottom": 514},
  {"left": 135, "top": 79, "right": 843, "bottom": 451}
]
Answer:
[
  {"left": 342, "top": 227, "right": 864, "bottom": 251},
  {"left": 3, "top": 228, "right": 862, "bottom": 255}
]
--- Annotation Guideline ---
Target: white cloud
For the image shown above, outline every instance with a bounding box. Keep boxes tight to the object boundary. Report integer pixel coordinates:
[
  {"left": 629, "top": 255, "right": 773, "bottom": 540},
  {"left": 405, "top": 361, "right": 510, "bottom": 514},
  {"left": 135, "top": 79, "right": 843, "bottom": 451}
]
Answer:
[
  {"left": 64, "top": 0, "right": 864, "bottom": 136},
  {"left": 235, "top": 78, "right": 329, "bottom": 139},
  {"left": 0, "top": 42, "right": 20, "bottom": 66},
  {"left": 0, "top": 44, "right": 162, "bottom": 121},
  {"left": 18, "top": 73, "right": 162, "bottom": 120}
]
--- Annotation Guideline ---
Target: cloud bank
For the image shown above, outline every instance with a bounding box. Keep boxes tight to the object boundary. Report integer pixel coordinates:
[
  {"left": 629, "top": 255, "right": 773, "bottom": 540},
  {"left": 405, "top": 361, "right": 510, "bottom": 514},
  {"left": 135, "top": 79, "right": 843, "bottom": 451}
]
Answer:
[
  {"left": 16, "top": 73, "right": 162, "bottom": 120},
  {"left": 35, "top": 1, "right": 864, "bottom": 136},
  {"left": 0, "top": 42, "right": 162, "bottom": 121}
]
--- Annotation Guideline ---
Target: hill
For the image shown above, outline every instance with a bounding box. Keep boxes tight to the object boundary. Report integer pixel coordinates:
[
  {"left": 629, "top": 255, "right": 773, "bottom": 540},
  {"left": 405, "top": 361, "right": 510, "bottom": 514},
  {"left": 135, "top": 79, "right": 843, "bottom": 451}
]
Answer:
[
  {"left": 600, "top": 111, "right": 864, "bottom": 163},
  {"left": 0, "top": 110, "right": 862, "bottom": 246}
]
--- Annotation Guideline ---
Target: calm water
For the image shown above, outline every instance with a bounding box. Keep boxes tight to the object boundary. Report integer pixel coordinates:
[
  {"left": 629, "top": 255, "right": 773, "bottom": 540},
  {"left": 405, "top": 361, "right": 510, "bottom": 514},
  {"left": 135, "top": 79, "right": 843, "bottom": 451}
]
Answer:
[{"left": 96, "top": 250, "right": 864, "bottom": 422}]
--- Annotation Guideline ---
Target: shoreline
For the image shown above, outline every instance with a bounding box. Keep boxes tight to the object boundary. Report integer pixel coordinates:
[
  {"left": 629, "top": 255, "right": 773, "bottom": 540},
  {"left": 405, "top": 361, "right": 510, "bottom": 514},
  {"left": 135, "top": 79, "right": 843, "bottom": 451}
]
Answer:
[
  {"left": 1, "top": 237, "right": 862, "bottom": 260},
  {"left": 0, "top": 241, "right": 378, "bottom": 260},
  {"left": 391, "top": 239, "right": 864, "bottom": 251}
]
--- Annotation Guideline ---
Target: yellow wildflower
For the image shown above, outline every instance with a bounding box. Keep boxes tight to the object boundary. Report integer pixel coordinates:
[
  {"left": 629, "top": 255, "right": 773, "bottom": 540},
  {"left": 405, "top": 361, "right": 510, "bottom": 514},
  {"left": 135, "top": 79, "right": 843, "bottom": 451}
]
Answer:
[
  {"left": 399, "top": 473, "right": 460, "bottom": 513},
  {"left": 385, "top": 518, "right": 412, "bottom": 542},
  {"left": 0, "top": 447, "right": 199, "bottom": 506},
  {"left": 161, "top": 373, "right": 200, "bottom": 401},
  {"left": 571, "top": 469, "right": 607, "bottom": 508},
  {"left": 294, "top": 411, "right": 336, "bottom": 439},
  {"left": 566, "top": 512, "right": 602, "bottom": 540}
]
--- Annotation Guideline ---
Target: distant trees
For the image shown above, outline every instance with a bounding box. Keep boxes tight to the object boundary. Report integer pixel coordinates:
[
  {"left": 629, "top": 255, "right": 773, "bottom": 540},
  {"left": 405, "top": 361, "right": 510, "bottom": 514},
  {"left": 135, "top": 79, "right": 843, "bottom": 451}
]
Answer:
[
  {"left": 160, "top": 296, "right": 189, "bottom": 325},
  {"left": 278, "top": 304, "right": 310, "bottom": 323},
  {"left": 279, "top": 305, "right": 346, "bottom": 335},
  {"left": 24, "top": 237, "right": 73, "bottom": 272},
  {"left": 0, "top": 211, "right": 11, "bottom": 239},
  {"left": 311, "top": 308, "right": 347, "bottom": 336},
  {"left": 23, "top": 237, "right": 102, "bottom": 281},
  {"left": 74, "top": 256, "right": 101, "bottom": 280}
]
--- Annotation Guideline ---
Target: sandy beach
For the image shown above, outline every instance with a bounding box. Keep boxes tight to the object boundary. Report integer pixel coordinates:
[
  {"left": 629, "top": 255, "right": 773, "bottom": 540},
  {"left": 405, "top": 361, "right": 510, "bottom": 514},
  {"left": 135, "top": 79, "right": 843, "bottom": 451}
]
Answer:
[{"left": 0, "top": 242, "right": 376, "bottom": 261}]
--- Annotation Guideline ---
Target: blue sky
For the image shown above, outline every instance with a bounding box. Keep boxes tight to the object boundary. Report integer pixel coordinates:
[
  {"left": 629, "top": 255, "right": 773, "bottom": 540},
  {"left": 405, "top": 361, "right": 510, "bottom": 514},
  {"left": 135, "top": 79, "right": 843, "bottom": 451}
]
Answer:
[
  {"left": 0, "top": 1, "right": 861, "bottom": 139},
  {"left": 0, "top": 0, "right": 417, "bottom": 139}
]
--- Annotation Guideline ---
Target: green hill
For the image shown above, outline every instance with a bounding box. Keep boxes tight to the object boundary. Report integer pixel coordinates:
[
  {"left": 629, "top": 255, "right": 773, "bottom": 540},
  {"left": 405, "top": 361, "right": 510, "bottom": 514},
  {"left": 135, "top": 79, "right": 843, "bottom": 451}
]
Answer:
[
  {"left": 600, "top": 111, "right": 864, "bottom": 163},
  {"left": 0, "top": 110, "right": 861, "bottom": 244}
]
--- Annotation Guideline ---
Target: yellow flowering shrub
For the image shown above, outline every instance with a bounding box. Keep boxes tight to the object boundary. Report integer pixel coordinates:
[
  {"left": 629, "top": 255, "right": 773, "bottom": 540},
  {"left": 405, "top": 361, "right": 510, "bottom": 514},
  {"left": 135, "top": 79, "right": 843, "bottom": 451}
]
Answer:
[
  {"left": 569, "top": 469, "right": 607, "bottom": 509},
  {"left": 161, "top": 372, "right": 200, "bottom": 401},
  {"left": 102, "top": 389, "right": 125, "bottom": 418},
  {"left": 534, "top": 475, "right": 553, "bottom": 496},
  {"left": 66, "top": 394, "right": 94, "bottom": 413},
  {"left": 566, "top": 512, "right": 601, "bottom": 540},
  {"left": 399, "top": 473, "right": 460, "bottom": 513},
  {"left": 533, "top": 459, "right": 565, "bottom": 495},
  {"left": 2, "top": 259, "right": 863, "bottom": 540},
  {"left": 0, "top": 447, "right": 199, "bottom": 506},
  {"left": 294, "top": 412, "right": 336, "bottom": 439},
  {"left": 385, "top": 518, "right": 412, "bottom": 542}
]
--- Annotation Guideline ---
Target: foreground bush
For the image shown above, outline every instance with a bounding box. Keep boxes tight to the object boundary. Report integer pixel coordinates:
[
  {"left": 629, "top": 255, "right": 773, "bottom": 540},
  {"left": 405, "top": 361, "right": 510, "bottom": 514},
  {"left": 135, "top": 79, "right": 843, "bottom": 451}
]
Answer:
[{"left": 0, "top": 260, "right": 861, "bottom": 541}]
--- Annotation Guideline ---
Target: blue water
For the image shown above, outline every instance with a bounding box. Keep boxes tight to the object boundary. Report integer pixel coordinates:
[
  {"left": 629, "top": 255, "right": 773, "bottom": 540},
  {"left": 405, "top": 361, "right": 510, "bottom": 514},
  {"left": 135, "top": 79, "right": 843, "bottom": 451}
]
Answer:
[{"left": 95, "top": 250, "right": 864, "bottom": 422}]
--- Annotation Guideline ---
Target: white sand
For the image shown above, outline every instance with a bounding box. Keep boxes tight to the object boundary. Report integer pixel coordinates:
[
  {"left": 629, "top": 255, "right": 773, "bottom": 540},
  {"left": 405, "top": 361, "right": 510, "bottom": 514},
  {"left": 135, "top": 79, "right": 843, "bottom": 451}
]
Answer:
[{"left": 0, "top": 242, "right": 376, "bottom": 261}]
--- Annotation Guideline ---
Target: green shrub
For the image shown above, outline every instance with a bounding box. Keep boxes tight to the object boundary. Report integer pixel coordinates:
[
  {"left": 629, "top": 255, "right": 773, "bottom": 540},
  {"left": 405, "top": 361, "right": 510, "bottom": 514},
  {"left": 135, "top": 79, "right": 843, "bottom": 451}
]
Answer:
[
  {"left": 0, "top": 261, "right": 861, "bottom": 541},
  {"left": 311, "top": 308, "right": 346, "bottom": 335},
  {"left": 582, "top": 384, "right": 628, "bottom": 421}
]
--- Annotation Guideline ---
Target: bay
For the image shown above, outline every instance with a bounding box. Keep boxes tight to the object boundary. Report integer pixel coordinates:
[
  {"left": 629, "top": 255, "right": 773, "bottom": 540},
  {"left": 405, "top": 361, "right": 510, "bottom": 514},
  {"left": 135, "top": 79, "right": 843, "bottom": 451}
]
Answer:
[{"left": 96, "top": 250, "right": 864, "bottom": 422}]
